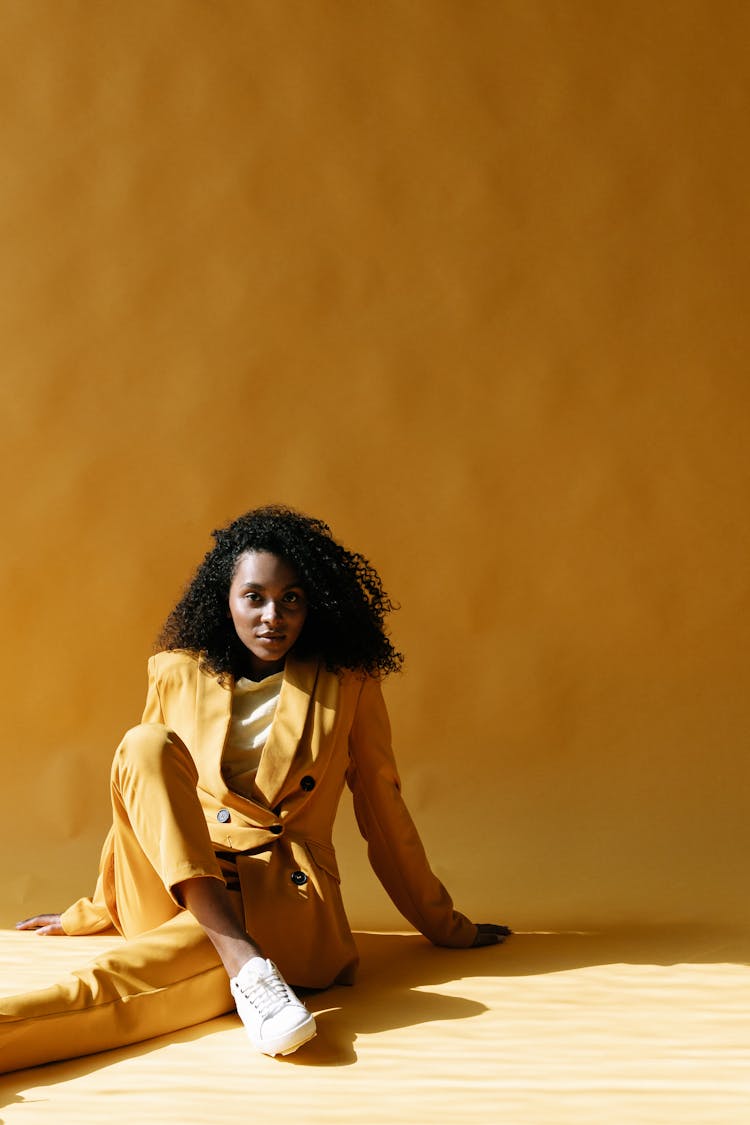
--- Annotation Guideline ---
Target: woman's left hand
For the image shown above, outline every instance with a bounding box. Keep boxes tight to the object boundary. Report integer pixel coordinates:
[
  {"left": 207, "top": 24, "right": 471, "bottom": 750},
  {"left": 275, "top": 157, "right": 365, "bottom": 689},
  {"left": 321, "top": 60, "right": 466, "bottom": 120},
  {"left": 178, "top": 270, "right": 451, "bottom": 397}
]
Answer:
[
  {"left": 471, "top": 922, "right": 512, "bottom": 947},
  {"left": 15, "top": 914, "right": 64, "bottom": 936}
]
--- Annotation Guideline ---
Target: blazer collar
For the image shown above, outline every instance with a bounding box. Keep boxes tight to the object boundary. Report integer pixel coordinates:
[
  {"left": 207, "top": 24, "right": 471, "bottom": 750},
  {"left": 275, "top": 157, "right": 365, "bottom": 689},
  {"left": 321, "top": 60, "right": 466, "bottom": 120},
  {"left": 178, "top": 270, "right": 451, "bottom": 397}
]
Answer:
[{"left": 193, "top": 653, "right": 338, "bottom": 816}]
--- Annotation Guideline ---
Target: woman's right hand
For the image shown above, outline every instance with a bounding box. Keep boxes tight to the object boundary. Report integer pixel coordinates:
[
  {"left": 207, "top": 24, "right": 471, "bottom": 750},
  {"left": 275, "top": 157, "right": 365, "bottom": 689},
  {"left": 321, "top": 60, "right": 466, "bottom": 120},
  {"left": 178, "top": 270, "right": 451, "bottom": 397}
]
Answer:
[{"left": 15, "top": 914, "right": 64, "bottom": 936}]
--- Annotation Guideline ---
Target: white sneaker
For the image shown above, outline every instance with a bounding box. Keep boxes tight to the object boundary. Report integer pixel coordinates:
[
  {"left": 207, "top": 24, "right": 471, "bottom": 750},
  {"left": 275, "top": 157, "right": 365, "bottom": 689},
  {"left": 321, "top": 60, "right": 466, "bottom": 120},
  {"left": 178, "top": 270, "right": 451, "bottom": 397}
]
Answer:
[{"left": 230, "top": 957, "right": 317, "bottom": 1057}]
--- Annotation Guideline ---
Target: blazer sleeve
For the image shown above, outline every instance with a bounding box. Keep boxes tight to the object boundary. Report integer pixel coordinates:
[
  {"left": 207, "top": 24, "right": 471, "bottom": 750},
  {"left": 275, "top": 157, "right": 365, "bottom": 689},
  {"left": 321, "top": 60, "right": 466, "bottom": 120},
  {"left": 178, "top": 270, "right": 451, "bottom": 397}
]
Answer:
[
  {"left": 61, "top": 658, "right": 165, "bottom": 936},
  {"left": 346, "top": 675, "right": 477, "bottom": 948},
  {"left": 60, "top": 829, "right": 117, "bottom": 935},
  {"left": 140, "top": 654, "right": 165, "bottom": 724}
]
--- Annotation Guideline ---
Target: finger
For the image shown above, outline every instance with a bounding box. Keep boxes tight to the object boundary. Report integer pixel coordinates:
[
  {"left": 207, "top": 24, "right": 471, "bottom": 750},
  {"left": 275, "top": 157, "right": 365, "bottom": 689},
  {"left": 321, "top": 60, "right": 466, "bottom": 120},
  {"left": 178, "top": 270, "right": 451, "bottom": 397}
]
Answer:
[
  {"left": 472, "top": 929, "right": 506, "bottom": 947},
  {"left": 37, "top": 918, "right": 64, "bottom": 936},
  {"left": 477, "top": 923, "right": 512, "bottom": 936},
  {"left": 15, "top": 915, "right": 62, "bottom": 932}
]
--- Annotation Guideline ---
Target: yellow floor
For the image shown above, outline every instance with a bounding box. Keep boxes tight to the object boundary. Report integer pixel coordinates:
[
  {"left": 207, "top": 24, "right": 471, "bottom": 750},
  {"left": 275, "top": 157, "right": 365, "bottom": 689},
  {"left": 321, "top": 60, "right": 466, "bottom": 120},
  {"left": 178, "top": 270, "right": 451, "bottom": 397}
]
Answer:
[{"left": 1, "top": 927, "right": 748, "bottom": 1124}]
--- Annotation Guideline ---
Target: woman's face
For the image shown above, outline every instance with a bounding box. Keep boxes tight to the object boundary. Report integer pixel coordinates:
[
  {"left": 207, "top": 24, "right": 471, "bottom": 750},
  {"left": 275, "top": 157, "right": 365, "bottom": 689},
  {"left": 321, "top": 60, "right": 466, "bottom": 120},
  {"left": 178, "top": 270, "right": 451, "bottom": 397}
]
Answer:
[{"left": 228, "top": 550, "right": 308, "bottom": 679}]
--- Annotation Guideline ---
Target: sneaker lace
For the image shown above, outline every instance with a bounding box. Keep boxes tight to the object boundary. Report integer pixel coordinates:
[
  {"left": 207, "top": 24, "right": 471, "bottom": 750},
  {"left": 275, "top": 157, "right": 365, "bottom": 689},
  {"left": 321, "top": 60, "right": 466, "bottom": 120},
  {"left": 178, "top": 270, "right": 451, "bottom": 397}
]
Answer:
[{"left": 237, "top": 965, "right": 292, "bottom": 1020}]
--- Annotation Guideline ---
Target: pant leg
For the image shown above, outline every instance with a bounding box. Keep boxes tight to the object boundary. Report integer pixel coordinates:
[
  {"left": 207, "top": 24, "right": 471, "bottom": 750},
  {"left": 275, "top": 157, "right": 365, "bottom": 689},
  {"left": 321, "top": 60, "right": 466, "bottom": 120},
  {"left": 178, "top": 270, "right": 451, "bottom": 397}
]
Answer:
[
  {"left": 0, "top": 912, "right": 233, "bottom": 1074},
  {"left": 108, "top": 723, "right": 225, "bottom": 936},
  {"left": 0, "top": 724, "right": 236, "bottom": 1074}
]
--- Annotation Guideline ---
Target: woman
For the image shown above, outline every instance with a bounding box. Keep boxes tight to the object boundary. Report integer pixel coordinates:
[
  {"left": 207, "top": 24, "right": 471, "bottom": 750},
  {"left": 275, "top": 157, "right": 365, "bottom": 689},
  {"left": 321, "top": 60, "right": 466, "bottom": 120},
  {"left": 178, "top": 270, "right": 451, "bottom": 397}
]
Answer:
[{"left": 3, "top": 505, "right": 509, "bottom": 1071}]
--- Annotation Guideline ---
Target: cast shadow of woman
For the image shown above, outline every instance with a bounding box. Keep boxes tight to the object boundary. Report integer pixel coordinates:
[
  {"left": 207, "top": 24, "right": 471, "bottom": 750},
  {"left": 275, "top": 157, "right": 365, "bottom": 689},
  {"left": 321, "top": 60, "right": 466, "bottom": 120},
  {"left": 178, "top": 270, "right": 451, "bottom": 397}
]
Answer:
[
  {"left": 2, "top": 924, "right": 747, "bottom": 1105},
  {"left": 297, "top": 924, "right": 750, "bottom": 1067},
  {"left": 0, "top": 930, "right": 502, "bottom": 1106}
]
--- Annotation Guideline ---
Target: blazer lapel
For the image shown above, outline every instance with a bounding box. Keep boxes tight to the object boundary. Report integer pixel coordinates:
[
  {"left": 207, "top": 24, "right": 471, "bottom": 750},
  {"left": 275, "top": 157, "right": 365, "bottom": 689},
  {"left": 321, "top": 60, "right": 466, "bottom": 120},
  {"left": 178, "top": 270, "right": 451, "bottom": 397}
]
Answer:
[
  {"left": 254, "top": 654, "right": 342, "bottom": 811},
  {"left": 193, "top": 663, "right": 233, "bottom": 800},
  {"left": 253, "top": 655, "right": 319, "bottom": 805}
]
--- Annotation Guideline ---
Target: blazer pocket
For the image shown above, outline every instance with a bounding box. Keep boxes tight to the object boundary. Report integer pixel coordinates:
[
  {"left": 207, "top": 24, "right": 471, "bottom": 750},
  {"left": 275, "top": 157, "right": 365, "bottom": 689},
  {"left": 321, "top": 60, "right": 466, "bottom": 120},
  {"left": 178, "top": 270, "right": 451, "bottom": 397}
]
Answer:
[{"left": 304, "top": 839, "right": 341, "bottom": 883}]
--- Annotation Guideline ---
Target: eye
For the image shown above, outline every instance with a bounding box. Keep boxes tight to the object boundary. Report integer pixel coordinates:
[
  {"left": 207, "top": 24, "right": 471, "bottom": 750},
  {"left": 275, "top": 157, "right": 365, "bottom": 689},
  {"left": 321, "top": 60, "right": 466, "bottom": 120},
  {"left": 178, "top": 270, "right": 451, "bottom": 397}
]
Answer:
[
  {"left": 283, "top": 591, "right": 302, "bottom": 604},
  {"left": 244, "top": 591, "right": 262, "bottom": 602}
]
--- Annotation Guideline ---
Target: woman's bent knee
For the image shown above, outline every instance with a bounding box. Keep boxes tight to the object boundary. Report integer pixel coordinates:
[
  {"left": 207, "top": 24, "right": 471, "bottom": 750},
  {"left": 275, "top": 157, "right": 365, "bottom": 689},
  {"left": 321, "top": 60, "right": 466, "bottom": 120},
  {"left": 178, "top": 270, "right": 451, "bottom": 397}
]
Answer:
[{"left": 112, "top": 724, "right": 198, "bottom": 785}]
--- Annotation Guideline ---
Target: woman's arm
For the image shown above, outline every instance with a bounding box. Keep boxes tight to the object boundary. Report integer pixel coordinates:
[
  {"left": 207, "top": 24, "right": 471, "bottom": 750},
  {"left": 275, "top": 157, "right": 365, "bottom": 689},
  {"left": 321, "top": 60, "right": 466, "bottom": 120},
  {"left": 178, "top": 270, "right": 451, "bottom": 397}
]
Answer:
[
  {"left": 346, "top": 676, "right": 510, "bottom": 948},
  {"left": 57, "top": 831, "right": 118, "bottom": 934},
  {"left": 33, "top": 660, "right": 166, "bottom": 939}
]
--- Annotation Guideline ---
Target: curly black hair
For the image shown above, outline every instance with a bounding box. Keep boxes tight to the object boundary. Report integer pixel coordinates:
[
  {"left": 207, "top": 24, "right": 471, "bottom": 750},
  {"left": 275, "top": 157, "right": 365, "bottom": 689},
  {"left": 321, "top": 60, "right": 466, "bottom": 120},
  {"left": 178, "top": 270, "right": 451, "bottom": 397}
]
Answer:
[{"left": 157, "top": 505, "right": 403, "bottom": 680}]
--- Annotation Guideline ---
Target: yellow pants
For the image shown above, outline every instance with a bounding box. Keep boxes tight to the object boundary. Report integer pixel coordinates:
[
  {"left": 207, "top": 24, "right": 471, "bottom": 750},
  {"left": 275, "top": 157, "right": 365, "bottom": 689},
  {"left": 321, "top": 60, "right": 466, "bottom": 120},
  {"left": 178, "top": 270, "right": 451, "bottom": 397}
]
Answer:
[{"left": 0, "top": 725, "right": 240, "bottom": 1074}]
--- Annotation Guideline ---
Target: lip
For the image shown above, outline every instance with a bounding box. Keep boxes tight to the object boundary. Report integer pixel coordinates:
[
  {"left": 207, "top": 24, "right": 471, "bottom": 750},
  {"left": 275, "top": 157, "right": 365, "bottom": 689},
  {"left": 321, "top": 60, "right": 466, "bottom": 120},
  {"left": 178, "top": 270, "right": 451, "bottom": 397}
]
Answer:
[{"left": 257, "top": 634, "right": 285, "bottom": 642}]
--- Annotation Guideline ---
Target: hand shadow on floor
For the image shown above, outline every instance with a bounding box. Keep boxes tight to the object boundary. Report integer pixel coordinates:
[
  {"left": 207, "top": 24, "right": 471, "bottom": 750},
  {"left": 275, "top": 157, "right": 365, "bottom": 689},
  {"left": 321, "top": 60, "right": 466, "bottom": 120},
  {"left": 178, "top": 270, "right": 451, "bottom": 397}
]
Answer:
[{"left": 2, "top": 923, "right": 748, "bottom": 1104}]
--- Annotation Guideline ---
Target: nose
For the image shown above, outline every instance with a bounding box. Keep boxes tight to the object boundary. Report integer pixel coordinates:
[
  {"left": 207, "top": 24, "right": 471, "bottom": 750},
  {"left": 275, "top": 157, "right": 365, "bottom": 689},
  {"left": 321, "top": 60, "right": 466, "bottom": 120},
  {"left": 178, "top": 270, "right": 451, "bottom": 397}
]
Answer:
[{"left": 261, "top": 599, "right": 283, "bottom": 626}]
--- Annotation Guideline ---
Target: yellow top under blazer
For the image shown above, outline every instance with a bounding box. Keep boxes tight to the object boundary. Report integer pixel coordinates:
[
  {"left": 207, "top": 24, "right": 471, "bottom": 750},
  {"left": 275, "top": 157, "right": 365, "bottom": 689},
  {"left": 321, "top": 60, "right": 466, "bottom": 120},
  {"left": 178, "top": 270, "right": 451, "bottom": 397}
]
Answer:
[{"left": 61, "top": 651, "right": 477, "bottom": 988}]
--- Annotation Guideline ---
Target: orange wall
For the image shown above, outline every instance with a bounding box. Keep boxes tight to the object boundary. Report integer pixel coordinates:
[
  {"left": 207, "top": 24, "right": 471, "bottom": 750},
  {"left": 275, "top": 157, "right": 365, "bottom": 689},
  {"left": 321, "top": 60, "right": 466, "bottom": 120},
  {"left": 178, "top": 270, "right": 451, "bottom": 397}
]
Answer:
[{"left": 1, "top": 1, "right": 748, "bottom": 931}]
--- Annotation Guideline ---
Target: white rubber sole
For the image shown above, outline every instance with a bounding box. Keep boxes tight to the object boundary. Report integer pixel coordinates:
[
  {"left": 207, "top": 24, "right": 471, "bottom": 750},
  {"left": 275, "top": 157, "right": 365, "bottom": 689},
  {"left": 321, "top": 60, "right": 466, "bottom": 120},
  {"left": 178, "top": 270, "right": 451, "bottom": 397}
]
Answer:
[{"left": 255, "top": 1013, "right": 317, "bottom": 1057}]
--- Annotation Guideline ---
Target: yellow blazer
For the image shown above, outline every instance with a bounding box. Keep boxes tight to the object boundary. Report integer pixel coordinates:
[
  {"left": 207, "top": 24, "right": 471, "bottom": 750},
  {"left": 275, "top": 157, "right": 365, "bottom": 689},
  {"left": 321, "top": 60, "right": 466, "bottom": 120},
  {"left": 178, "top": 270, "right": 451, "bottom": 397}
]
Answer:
[{"left": 61, "top": 651, "right": 476, "bottom": 988}]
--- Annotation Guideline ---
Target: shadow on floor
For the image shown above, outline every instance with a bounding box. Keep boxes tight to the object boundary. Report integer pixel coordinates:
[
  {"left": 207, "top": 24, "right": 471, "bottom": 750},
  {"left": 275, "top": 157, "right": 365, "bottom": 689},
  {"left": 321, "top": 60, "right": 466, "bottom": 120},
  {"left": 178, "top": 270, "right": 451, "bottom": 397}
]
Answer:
[
  {"left": 1, "top": 924, "right": 748, "bottom": 1103},
  {"left": 354, "top": 924, "right": 750, "bottom": 982},
  {"left": 295, "top": 925, "right": 750, "bottom": 1065}
]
